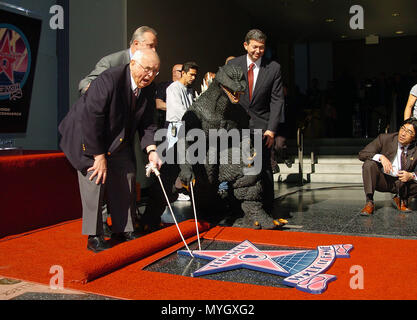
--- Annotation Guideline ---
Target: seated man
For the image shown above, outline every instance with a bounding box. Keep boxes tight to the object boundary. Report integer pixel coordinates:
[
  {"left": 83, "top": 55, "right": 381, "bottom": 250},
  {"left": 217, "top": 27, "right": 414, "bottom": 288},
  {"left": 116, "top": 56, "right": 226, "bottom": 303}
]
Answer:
[{"left": 358, "top": 118, "right": 417, "bottom": 215}]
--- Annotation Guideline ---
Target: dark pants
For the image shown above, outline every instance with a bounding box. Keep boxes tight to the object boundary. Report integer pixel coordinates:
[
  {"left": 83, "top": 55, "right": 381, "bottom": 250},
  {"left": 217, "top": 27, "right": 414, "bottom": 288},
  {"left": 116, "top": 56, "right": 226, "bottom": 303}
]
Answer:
[
  {"left": 362, "top": 160, "right": 417, "bottom": 200},
  {"left": 261, "top": 141, "right": 275, "bottom": 212}
]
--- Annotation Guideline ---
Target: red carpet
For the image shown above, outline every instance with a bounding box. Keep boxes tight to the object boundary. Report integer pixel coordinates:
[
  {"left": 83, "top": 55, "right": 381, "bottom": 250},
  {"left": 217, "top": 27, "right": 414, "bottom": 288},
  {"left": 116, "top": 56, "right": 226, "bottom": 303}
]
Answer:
[
  {"left": 1, "top": 219, "right": 416, "bottom": 300},
  {"left": 0, "top": 153, "right": 82, "bottom": 238}
]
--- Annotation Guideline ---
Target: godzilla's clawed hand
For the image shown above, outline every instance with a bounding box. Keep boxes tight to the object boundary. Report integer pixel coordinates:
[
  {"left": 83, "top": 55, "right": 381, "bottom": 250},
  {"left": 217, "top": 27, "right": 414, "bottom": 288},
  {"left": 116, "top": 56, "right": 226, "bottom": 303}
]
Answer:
[{"left": 179, "top": 167, "right": 195, "bottom": 186}]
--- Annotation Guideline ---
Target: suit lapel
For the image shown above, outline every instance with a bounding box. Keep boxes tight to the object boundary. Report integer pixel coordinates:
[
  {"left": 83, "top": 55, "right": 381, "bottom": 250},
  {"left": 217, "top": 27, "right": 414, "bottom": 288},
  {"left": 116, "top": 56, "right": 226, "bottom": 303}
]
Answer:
[
  {"left": 122, "top": 65, "right": 134, "bottom": 139},
  {"left": 385, "top": 134, "right": 398, "bottom": 161},
  {"left": 237, "top": 56, "right": 250, "bottom": 106},
  {"left": 135, "top": 90, "right": 147, "bottom": 120},
  {"left": 405, "top": 143, "right": 417, "bottom": 171}
]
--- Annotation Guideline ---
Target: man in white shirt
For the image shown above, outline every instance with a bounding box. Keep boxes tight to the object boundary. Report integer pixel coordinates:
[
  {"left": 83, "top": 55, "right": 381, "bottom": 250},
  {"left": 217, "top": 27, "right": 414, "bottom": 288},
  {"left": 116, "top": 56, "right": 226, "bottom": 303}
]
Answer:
[
  {"left": 165, "top": 62, "right": 199, "bottom": 200},
  {"left": 358, "top": 118, "right": 417, "bottom": 215},
  {"left": 166, "top": 62, "right": 199, "bottom": 149}
]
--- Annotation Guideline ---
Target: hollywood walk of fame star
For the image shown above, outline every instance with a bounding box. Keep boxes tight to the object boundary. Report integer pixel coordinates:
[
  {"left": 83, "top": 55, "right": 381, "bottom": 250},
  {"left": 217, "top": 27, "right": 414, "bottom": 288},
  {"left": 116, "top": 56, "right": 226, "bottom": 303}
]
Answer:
[{"left": 178, "top": 240, "right": 309, "bottom": 277}]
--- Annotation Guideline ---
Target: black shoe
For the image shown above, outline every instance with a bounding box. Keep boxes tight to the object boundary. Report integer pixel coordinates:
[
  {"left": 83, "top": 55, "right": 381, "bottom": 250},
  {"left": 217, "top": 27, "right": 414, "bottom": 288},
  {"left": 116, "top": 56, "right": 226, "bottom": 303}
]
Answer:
[
  {"left": 87, "top": 235, "right": 111, "bottom": 253},
  {"left": 272, "top": 163, "right": 280, "bottom": 174},
  {"left": 111, "top": 231, "right": 142, "bottom": 242},
  {"left": 284, "top": 159, "right": 292, "bottom": 168}
]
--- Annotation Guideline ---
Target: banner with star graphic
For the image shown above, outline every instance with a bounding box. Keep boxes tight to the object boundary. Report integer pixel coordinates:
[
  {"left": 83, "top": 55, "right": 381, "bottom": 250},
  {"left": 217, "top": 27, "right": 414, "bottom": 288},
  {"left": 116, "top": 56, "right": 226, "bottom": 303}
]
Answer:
[{"left": 0, "top": 8, "right": 41, "bottom": 133}]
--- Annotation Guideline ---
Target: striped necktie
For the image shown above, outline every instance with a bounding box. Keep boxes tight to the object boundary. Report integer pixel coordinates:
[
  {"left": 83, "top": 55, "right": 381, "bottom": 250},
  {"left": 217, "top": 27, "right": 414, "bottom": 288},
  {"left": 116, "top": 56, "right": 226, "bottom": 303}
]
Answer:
[{"left": 401, "top": 146, "right": 407, "bottom": 170}]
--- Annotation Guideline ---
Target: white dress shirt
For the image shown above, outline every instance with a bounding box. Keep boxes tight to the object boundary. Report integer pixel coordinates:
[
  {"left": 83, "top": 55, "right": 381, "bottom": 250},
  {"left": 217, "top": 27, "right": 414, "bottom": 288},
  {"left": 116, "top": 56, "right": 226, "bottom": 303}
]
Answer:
[
  {"left": 130, "top": 75, "right": 141, "bottom": 97},
  {"left": 373, "top": 143, "right": 417, "bottom": 180}
]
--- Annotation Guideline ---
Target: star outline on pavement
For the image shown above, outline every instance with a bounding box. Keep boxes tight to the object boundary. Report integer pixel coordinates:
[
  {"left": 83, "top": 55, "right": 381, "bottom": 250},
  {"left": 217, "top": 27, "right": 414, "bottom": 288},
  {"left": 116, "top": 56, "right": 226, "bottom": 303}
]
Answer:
[{"left": 178, "top": 240, "right": 309, "bottom": 277}]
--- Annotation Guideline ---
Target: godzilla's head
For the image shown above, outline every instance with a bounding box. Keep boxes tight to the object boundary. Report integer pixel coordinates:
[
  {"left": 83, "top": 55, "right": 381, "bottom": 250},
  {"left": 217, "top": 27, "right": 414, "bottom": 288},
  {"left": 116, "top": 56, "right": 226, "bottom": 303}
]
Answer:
[{"left": 215, "top": 64, "right": 246, "bottom": 104}]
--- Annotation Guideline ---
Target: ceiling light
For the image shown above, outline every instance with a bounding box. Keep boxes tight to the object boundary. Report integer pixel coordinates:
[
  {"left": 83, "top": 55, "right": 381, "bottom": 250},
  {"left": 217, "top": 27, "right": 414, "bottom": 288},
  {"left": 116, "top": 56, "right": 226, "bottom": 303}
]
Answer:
[{"left": 395, "top": 30, "right": 405, "bottom": 35}]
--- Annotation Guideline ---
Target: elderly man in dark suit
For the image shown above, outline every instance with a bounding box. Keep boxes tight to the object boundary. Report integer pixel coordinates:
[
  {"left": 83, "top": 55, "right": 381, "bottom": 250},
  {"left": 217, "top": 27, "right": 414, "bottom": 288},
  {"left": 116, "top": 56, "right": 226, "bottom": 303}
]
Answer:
[
  {"left": 59, "top": 48, "right": 162, "bottom": 253},
  {"left": 77, "top": 26, "right": 158, "bottom": 235},
  {"left": 227, "top": 29, "right": 285, "bottom": 212},
  {"left": 359, "top": 118, "right": 417, "bottom": 216}
]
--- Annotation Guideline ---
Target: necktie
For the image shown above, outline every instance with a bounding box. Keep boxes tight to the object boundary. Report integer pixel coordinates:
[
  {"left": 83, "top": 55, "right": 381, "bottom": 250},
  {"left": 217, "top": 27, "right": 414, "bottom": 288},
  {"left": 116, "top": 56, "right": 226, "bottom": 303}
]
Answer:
[
  {"left": 126, "top": 88, "right": 139, "bottom": 140},
  {"left": 401, "top": 147, "right": 407, "bottom": 170},
  {"left": 248, "top": 63, "right": 255, "bottom": 101},
  {"left": 131, "top": 88, "right": 140, "bottom": 112}
]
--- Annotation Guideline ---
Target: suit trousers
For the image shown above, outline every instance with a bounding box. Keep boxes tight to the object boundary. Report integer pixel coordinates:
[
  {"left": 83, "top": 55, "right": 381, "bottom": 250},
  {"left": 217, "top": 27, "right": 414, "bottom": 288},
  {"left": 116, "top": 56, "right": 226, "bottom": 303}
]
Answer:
[
  {"left": 261, "top": 141, "right": 275, "bottom": 212},
  {"left": 362, "top": 160, "right": 417, "bottom": 200},
  {"left": 77, "top": 146, "right": 137, "bottom": 236}
]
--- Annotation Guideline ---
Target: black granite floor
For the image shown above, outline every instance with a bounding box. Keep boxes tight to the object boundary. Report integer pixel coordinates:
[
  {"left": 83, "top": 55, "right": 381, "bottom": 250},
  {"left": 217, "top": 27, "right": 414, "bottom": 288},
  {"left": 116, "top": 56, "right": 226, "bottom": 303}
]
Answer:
[{"left": 160, "top": 183, "right": 417, "bottom": 240}]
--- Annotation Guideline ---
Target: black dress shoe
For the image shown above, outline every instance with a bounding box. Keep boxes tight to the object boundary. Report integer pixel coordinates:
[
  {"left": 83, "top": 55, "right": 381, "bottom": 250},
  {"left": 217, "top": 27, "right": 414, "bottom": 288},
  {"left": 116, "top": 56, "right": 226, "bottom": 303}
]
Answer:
[
  {"left": 87, "top": 235, "right": 111, "bottom": 253},
  {"left": 112, "top": 232, "right": 142, "bottom": 242}
]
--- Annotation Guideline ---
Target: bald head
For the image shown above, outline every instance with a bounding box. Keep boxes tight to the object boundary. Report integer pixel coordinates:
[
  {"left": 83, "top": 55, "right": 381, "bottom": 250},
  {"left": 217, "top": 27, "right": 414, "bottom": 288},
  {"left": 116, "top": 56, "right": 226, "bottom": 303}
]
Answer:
[
  {"left": 130, "top": 49, "right": 160, "bottom": 88},
  {"left": 172, "top": 64, "right": 183, "bottom": 82}
]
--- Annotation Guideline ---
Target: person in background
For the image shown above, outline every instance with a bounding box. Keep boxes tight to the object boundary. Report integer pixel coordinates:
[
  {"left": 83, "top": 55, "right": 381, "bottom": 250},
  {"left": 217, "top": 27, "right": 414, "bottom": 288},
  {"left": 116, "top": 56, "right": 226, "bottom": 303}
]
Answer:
[
  {"left": 166, "top": 61, "right": 199, "bottom": 201},
  {"left": 154, "top": 64, "right": 183, "bottom": 130},
  {"left": 78, "top": 26, "right": 158, "bottom": 95},
  {"left": 358, "top": 118, "right": 417, "bottom": 216},
  {"left": 403, "top": 83, "right": 417, "bottom": 120}
]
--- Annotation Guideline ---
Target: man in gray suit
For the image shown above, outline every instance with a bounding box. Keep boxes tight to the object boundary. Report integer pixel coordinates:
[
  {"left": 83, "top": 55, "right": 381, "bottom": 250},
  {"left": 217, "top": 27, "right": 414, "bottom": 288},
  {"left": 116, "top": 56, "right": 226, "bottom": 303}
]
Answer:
[{"left": 78, "top": 26, "right": 158, "bottom": 95}]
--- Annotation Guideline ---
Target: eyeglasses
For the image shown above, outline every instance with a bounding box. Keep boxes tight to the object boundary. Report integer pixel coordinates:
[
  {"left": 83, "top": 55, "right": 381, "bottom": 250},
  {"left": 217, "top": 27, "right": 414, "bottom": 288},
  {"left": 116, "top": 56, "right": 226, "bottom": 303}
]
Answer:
[
  {"left": 138, "top": 63, "right": 159, "bottom": 77},
  {"left": 400, "top": 126, "right": 415, "bottom": 136}
]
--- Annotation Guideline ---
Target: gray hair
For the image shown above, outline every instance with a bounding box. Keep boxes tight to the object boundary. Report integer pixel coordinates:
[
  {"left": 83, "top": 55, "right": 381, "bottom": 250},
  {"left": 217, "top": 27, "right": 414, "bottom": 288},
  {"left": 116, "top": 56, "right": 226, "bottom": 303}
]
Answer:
[
  {"left": 245, "top": 29, "right": 267, "bottom": 44},
  {"left": 130, "top": 26, "right": 158, "bottom": 45}
]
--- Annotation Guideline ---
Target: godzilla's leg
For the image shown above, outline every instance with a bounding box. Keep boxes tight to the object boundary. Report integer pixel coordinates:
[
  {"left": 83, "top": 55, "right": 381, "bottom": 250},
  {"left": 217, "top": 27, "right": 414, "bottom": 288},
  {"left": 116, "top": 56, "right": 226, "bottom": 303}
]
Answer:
[{"left": 232, "top": 180, "right": 287, "bottom": 230}]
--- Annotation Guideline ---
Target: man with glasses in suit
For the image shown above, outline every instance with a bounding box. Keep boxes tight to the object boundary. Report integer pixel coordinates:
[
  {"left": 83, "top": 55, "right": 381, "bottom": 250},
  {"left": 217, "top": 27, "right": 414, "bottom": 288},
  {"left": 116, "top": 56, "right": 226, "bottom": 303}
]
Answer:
[
  {"left": 59, "top": 49, "right": 162, "bottom": 252},
  {"left": 359, "top": 117, "right": 417, "bottom": 215}
]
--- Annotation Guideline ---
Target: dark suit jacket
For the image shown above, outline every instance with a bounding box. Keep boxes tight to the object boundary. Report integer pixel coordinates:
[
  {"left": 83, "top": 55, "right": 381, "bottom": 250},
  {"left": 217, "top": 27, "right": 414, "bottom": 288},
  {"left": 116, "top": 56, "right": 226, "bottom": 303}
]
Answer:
[
  {"left": 359, "top": 133, "right": 417, "bottom": 172},
  {"left": 59, "top": 64, "right": 157, "bottom": 172},
  {"left": 228, "top": 55, "right": 284, "bottom": 133}
]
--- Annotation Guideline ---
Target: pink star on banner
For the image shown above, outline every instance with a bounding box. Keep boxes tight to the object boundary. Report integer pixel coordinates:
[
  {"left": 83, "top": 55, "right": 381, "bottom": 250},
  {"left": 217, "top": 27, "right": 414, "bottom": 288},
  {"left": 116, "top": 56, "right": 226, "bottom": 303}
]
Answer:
[{"left": 0, "top": 32, "right": 17, "bottom": 83}]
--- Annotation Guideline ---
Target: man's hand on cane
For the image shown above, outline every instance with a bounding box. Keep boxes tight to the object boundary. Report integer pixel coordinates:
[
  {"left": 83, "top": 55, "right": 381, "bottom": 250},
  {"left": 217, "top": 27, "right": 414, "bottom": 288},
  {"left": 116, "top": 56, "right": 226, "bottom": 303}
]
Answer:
[{"left": 147, "top": 145, "right": 162, "bottom": 170}]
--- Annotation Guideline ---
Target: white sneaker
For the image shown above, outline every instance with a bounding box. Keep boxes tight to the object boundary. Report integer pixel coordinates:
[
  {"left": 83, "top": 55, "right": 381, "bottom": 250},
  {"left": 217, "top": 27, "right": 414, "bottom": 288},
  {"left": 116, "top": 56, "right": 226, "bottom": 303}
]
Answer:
[{"left": 177, "top": 193, "right": 190, "bottom": 201}]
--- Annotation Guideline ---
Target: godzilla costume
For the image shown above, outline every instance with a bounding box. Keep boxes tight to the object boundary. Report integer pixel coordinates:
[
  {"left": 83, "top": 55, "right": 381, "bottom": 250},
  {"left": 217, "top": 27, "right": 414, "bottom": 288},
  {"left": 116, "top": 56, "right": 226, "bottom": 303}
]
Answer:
[{"left": 141, "top": 64, "right": 286, "bottom": 230}]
